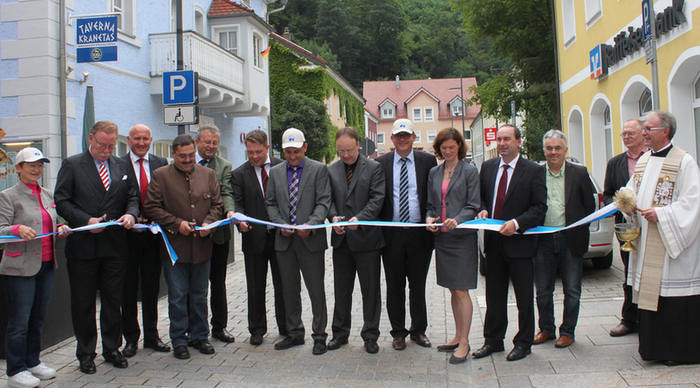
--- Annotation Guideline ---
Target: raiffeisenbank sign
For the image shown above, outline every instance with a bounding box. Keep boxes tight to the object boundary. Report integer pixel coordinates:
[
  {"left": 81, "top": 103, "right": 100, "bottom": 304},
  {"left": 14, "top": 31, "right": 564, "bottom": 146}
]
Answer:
[{"left": 589, "top": 0, "right": 687, "bottom": 80}]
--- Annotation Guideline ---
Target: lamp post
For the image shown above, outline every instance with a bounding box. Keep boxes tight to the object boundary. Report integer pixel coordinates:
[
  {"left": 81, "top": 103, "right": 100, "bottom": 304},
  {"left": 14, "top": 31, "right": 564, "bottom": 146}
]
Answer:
[{"left": 449, "top": 76, "right": 471, "bottom": 158}]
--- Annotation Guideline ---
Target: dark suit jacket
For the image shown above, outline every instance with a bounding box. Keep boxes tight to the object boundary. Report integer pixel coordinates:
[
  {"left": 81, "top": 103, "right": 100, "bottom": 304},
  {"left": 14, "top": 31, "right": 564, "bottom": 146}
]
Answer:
[
  {"left": 206, "top": 155, "right": 235, "bottom": 245},
  {"left": 265, "top": 157, "right": 331, "bottom": 253},
  {"left": 562, "top": 162, "right": 596, "bottom": 257},
  {"left": 426, "top": 159, "right": 480, "bottom": 238},
  {"left": 479, "top": 156, "right": 547, "bottom": 258},
  {"left": 327, "top": 155, "right": 385, "bottom": 251},
  {"left": 55, "top": 152, "right": 140, "bottom": 260},
  {"left": 603, "top": 152, "right": 629, "bottom": 224},
  {"left": 376, "top": 150, "right": 437, "bottom": 250},
  {"left": 231, "top": 156, "right": 282, "bottom": 255},
  {"left": 120, "top": 152, "right": 168, "bottom": 219}
]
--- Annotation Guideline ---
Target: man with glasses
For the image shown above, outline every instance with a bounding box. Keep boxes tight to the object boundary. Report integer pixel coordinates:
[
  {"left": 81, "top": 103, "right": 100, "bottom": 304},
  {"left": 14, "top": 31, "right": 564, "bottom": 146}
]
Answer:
[
  {"left": 55, "top": 121, "right": 140, "bottom": 374},
  {"left": 376, "top": 119, "right": 437, "bottom": 350},
  {"left": 326, "top": 127, "right": 385, "bottom": 354},
  {"left": 603, "top": 119, "right": 647, "bottom": 337},
  {"left": 144, "top": 134, "right": 223, "bottom": 360},
  {"left": 621, "top": 110, "right": 700, "bottom": 366}
]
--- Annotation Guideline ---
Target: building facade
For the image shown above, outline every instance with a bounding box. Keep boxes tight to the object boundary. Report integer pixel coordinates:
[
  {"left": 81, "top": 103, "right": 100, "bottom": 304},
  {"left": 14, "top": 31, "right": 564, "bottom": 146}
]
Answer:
[
  {"left": 363, "top": 77, "right": 479, "bottom": 157},
  {"left": 555, "top": 0, "right": 699, "bottom": 183}
]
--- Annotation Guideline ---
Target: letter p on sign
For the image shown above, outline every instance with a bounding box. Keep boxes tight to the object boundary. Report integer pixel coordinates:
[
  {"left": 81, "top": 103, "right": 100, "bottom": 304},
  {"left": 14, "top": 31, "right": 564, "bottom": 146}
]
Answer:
[{"left": 163, "top": 70, "right": 195, "bottom": 105}]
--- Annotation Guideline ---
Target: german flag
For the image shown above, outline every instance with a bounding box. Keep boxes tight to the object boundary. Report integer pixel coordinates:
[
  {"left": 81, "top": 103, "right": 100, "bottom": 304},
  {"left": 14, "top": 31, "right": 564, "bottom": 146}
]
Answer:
[{"left": 260, "top": 46, "right": 270, "bottom": 59}]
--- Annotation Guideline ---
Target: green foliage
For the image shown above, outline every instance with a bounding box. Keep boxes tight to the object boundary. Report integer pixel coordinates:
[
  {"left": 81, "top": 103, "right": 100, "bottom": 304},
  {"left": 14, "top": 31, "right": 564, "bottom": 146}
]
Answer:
[
  {"left": 271, "top": 89, "right": 332, "bottom": 161},
  {"left": 296, "top": 38, "right": 341, "bottom": 70}
]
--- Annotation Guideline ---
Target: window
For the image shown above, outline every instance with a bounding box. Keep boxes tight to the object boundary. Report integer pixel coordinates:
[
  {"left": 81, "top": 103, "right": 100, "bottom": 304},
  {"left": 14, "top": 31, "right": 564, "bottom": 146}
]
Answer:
[
  {"left": 380, "top": 101, "right": 395, "bottom": 119},
  {"left": 114, "top": 136, "right": 128, "bottom": 157},
  {"left": 413, "top": 108, "right": 422, "bottom": 122},
  {"left": 603, "top": 106, "right": 613, "bottom": 161},
  {"left": 427, "top": 130, "right": 436, "bottom": 143},
  {"left": 414, "top": 130, "right": 421, "bottom": 144},
  {"left": 424, "top": 107, "right": 434, "bottom": 122},
  {"left": 638, "top": 89, "right": 652, "bottom": 118},
  {"left": 562, "top": 0, "right": 576, "bottom": 47},
  {"left": 253, "top": 34, "right": 263, "bottom": 68},
  {"left": 377, "top": 133, "right": 385, "bottom": 145},
  {"left": 216, "top": 28, "right": 238, "bottom": 55},
  {"left": 584, "top": 0, "right": 602, "bottom": 27},
  {"left": 112, "top": 0, "right": 134, "bottom": 36},
  {"left": 327, "top": 97, "right": 333, "bottom": 117},
  {"left": 153, "top": 140, "right": 173, "bottom": 159},
  {"left": 451, "top": 100, "right": 464, "bottom": 117},
  {"left": 464, "top": 130, "right": 471, "bottom": 140},
  {"left": 194, "top": 7, "right": 205, "bottom": 35}
]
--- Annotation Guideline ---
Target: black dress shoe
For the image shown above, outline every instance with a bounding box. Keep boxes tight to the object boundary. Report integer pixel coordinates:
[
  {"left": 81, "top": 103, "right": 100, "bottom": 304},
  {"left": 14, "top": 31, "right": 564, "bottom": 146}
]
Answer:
[
  {"left": 327, "top": 337, "right": 348, "bottom": 350},
  {"left": 437, "top": 343, "right": 459, "bottom": 352},
  {"left": 144, "top": 337, "right": 171, "bottom": 352},
  {"left": 274, "top": 336, "right": 304, "bottom": 350},
  {"left": 191, "top": 339, "right": 215, "bottom": 354},
  {"left": 78, "top": 359, "right": 96, "bottom": 374},
  {"left": 312, "top": 340, "right": 327, "bottom": 355},
  {"left": 410, "top": 333, "right": 432, "bottom": 347},
  {"left": 211, "top": 328, "right": 236, "bottom": 343},
  {"left": 449, "top": 346, "right": 470, "bottom": 364},
  {"left": 506, "top": 345, "right": 531, "bottom": 361},
  {"left": 173, "top": 345, "right": 190, "bottom": 359},
  {"left": 103, "top": 350, "right": 128, "bottom": 368},
  {"left": 122, "top": 342, "right": 137, "bottom": 358},
  {"left": 250, "top": 334, "right": 263, "bottom": 346},
  {"left": 365, "top": 340, "right": 379, "bottom": 354},
  {"left": 472, "top": 343, "right": 505, "bottom": 359}
]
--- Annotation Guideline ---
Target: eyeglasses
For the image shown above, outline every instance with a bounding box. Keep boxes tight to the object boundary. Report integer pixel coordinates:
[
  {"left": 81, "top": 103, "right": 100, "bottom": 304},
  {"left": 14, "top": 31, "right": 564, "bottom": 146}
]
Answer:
[
  {"left": 93, "top": 140, "right": 115, "bottom": 150},
  {"left": 642, "top": 126, "right": 666, "bottom": 132},
  {"left": 620, "top": 131, "right": 641, "bottom": 137},
  {"left": 544, "top": 146, "right": 564, "bottom": 152},
  {"left": 337, "top": 149, "right": 356, "bottom": 155}
]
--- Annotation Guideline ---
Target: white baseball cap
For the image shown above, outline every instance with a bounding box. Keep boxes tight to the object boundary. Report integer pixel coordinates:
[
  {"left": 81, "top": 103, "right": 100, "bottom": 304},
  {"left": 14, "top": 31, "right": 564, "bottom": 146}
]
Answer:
[
  {"left": 15, "top": 147, "right": 50, "bottom": 164},
  {"left": 392, "top": 119, "right": 414, "bottom": 135},
  {"left": 282, "top": 128, "right": 306, "bottom": 149}
]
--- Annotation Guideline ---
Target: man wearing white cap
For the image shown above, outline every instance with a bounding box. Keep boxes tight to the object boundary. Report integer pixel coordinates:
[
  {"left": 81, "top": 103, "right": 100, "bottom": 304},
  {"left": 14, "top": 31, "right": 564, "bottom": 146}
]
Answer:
[
  {"left": 265, "top": 127, "right": 331, "bottom": 355},
  {"left": 376, "top": 119, "right": 437, "bottom": 350}
]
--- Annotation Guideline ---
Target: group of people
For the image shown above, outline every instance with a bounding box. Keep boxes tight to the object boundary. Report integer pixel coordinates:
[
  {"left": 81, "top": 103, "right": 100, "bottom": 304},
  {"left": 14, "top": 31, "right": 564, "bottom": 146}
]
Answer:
[{"left": 1, "top": 109, "right": 698, "bottom": 387}]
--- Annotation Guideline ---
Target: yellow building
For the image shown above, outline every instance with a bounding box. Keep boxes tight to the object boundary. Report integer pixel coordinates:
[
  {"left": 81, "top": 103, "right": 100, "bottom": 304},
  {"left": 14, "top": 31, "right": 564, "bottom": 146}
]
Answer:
[{"left": 554, "top": 0, "right": 699, "bottom": 184}]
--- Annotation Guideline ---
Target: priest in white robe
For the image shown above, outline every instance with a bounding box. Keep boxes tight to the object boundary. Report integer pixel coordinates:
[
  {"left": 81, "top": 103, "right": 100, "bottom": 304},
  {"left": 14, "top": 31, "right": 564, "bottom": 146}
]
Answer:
[{"left": 624, "top": 110, "right": 700, "bottom": 366}]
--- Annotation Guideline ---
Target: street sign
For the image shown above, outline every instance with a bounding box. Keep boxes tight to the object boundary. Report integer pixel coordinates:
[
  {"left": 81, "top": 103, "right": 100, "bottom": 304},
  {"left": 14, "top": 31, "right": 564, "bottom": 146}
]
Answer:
[
  {"left": 589, "top": 45, "right": 603, "bottom": 79},
  {"left": 485, "top": 127, "right": 497, "bottom": 145},
  {"left": 76, "top": 16, "right": 118, "bottom": 63},
  {"left": 642, "top": 0, "right": 653, "bottom": 41},
  {"left": 164, "top": 105, "right": 199, "bottom": 125},
  {"left": 163, "top": 71, "right": 197, "bottom": 105},
  {"left": 644, "top": 39, "right": 656, "bottom": 63}
]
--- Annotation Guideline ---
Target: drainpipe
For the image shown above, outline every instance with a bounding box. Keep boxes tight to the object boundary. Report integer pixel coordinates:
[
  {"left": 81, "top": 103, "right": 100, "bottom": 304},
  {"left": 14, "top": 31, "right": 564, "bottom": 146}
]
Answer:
[
  {"left": 59, "top": 0, "right": 67, "bottom": 159},
  {"left": 266, "top": 0, "right": 287, "bottom": 23}
]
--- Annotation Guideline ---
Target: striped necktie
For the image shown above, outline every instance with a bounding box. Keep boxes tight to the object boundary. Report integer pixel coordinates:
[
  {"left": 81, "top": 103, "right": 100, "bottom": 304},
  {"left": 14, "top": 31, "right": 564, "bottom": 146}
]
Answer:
[
  {"left": 399, "top": 157, "right": 409, "bottom": 222},
  {"left": 289, "top": 167, "right": 299, "bottom": 224},
  {"left": 98, "top": 162, "right": 110, "bottom": 191}
]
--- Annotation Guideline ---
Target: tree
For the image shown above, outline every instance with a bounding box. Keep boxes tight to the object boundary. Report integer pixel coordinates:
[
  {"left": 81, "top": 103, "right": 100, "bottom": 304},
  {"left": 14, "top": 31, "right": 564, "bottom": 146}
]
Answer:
[
  {"left": 452, "top": 0, "right": 558, "bottom": 161},
  {"left": 268, "top": 0, "right": 320, "bottom": 42},
  {"left": 271, "top": 89, "right": 333, "bottom": 161}
]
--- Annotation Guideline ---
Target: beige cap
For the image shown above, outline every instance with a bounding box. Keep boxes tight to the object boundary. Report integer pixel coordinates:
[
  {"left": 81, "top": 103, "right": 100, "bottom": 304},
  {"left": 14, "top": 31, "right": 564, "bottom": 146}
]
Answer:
[
  {"left": 15, "top": 147, "right": 49, "bottom": 164},
  {"left": 282, "top": 128, "right": 306, "bottom": 148},
  {"left": 392, "top": 119, "right": 414, "bottom": 135}
]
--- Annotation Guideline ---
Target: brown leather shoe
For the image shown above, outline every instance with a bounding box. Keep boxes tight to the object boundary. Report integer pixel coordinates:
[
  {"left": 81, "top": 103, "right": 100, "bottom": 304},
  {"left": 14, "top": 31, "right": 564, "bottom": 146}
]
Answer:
[
  {"left": 609, "top": 322, "right": 636, "bottom": 337},
  {"left": 392, "top": 337, "right": 406, "bottom": 351},
  {"left": 533, "top": 331, "right": 555, "bottom": 345},
  {"left": 410, "top": 333, "right": 432, "bottom": 348},
  {"left": 554, "top": 335, "right": 574, "bottom": 348}
]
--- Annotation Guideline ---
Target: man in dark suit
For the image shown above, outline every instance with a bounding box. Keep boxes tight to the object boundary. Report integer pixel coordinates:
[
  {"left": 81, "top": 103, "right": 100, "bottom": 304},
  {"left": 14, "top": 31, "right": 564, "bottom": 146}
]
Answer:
[
  {"left": 231, "top": 129, "right": 287, "bottom": 346},
  {"left": 120, "top": 124, "right": 170, "bottom": 358},
  {"left": 603, "top": 119, "right": 647, "bottom": 337},
  {"left": 55, "top": 121, "right": 140, "bottom": 374},
  {"left": 472, "top": 124, "right": 546, "bottom": 362},
  {"left": 327, "top": 127, "right": 385, "bottom": 354},
  {"left": 532, "top": 130, "right": 595, "bottom": 349},
  {"left": 376, "top": 119, "right": 437, "bottom": 351},
  {"left": 195, "top": 126, "right": 236, "bottom": 343},
  {"left": 265, "top": 127, "right": 331, "bottom": 355}
]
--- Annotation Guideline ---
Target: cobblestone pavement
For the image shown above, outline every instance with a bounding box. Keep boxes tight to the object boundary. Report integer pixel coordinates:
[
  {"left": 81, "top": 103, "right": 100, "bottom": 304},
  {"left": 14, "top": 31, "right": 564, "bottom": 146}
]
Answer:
[{"left": 2, "top": 234, "right": 699, "bottom": 387}]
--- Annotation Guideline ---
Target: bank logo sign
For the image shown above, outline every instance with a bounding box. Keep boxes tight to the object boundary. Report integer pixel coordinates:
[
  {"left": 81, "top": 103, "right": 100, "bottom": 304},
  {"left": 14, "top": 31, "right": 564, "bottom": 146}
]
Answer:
[
  {"left": 589, "top": 45, "right": 604, "bottom": 79},
  {"left": 76, "top": 16, "right": 118, "bottom": 63}
]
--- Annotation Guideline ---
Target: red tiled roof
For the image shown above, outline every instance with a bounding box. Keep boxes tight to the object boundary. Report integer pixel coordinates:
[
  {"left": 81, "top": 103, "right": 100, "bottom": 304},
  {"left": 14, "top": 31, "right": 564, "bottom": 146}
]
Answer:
[
  {"left": 270, "top": 32, "right": 327, "bottom": 66},
  {"left": 209, "top": 0, "right": 253, "bottom": 16},
  {"left": 363, "top": 78, "right": 480, "bottom": 121}
]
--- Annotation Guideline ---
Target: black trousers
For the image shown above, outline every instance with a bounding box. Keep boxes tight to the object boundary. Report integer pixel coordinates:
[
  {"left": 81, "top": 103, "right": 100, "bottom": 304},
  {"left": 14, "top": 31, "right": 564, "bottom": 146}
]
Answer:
[
  {"left": 483, "top": 245, "right": 535, "bottom": 348},
  {"left": 381, "top": 228, "right": 432, "bottom": 338},
  {"left": 67, "top": 256, "right": 126, "bottom": 360},
  {"left": 331, "top": 242, "right": 381, "bottom": 342},
  {"left": 619, "top": 250, "right": 638, "bottom": 328},
  {"left": 243, "top": 234, "right": 287, "bottom": 336},
  {"left": 121, "top": 232, "right": 162, "bottom": 343},
  {"left": 209, "top": 241, "right": 230, "bottom": 331}
]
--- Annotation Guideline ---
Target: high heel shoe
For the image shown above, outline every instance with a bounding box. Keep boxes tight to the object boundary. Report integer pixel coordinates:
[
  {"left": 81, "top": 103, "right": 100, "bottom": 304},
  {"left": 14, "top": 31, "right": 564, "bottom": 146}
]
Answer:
[
  {"left": 437, "top": 343, "right": 459, "bottom": 352},
  {"left": 449, "top": 345, "right": 470, "bottom": 364}
]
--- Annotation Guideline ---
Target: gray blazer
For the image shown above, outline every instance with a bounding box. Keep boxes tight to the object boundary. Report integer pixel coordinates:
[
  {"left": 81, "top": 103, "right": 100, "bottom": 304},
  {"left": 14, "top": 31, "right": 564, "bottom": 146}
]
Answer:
[
  {"left": 0, "top": 182, "right": 60, "bottom": 276},
  {"left": 327, "top": 155, "right": 385, "bottom": 251},
  {"left": 426, "top": 159, "right": 480, "bottom": 237},
  {"left": 265, "top": 156, "right": 331, "bottom": 252}
]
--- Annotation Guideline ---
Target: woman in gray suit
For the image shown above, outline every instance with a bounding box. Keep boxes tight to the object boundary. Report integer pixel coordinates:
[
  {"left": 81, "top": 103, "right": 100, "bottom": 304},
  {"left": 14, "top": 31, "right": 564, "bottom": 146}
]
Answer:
[
  {"left": 0, "top": 147, "right": 70, "bottom": 388},
  {"left": 426, "top": 128, "right": 480, "bottom": 364}
]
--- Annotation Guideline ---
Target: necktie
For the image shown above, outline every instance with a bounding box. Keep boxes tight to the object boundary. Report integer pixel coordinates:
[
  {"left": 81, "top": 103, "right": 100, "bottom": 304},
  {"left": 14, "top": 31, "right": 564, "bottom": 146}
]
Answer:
[
  {"left": 399, "top": 157, "right": 409, "bottom": 222},
  {"left": 261, "top": 166, "right": 268, "bottom": 195},
  {"left": 346, "top": 164, "right": 353, "bottom": 186},
  {"left": 98, "top": 162, "right": 110, "bottom": 191},
  {"left": 138, "top": 158, "right": 148, "bottom": 205},
  {"left": 199, "top": 159, "right": 208, "bottom": 167},
  {"left": 289, "top": 167, "right": 299, "bottom": 224},
  {"left": 493, "top": 164, "right": 509, "bottom": 220}
]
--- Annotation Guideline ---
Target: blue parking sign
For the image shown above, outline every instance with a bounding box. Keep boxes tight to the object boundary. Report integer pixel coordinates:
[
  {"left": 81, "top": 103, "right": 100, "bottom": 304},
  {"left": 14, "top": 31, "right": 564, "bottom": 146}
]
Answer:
[
  {"left": 642, "top": 0, "right": 653, "bottom": 41},
  {"left": 163, "top": 71, "right": 196, "bottom": 105}
]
